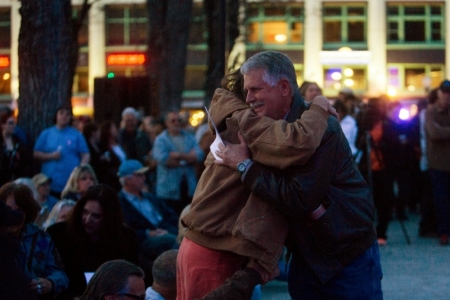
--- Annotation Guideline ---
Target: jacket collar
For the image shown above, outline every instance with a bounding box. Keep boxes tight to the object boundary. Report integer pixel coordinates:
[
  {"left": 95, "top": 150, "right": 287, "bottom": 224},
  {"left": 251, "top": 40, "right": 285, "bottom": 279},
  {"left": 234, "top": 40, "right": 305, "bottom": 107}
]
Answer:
[{"left": 286, "top": 91, "right": 308, "bottom": 122}]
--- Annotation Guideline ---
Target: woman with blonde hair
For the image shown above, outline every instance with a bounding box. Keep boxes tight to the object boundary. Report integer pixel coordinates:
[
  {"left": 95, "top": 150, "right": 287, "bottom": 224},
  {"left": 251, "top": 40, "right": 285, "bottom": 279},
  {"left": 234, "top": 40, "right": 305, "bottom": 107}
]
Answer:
[{"left": 61, "top": 164, "right": 98, "bottom": 201}]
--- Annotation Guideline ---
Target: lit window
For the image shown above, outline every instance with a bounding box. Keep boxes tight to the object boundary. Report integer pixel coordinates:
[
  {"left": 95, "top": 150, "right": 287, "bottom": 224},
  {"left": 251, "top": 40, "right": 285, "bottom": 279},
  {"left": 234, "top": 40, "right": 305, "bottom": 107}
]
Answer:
[
  {"left": 387, "top": 64, "right": 444, "bottom": 92},
  {"left": 324, "top": 67, "right": 366, "bottom": 92},
  {"left": 246, "top": 4, "right": 304, "bottom": 45}
]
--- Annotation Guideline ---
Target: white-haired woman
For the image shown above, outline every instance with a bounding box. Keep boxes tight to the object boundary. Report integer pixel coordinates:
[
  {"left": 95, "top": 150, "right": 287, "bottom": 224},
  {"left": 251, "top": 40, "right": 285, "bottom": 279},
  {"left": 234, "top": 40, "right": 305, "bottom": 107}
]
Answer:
[{"left": 43, "top": 199, "right": 76, "bottom": 230}]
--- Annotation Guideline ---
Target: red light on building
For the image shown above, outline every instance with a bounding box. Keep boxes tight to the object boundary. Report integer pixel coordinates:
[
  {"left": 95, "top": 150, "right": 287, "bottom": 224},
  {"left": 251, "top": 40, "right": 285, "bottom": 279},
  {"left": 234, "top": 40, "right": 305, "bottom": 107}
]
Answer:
[
  {"left": 0, "top": 56, "right": 10, "bottom": 68},
  {"left": 107, "top": 53, "right": 146, "bottom": 66}
]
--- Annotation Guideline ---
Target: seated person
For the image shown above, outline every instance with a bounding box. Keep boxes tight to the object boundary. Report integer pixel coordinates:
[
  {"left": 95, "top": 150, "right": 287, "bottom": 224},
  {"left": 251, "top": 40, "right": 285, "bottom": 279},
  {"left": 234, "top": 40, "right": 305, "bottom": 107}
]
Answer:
[
  {"left": 32, "top": 173, "right": 59, "bottom": 212},
  {"left": 77, "top": 260, "right": 146, "bottom": 300},
  {"left": 146, "top": 250, "right": 178, "bottom": 300},
  {"left": 61, "top": 164, "right": 98, "bottom": 201},
  {"left": 42, "top": 199, "right": 76, "bottom": 230},
  {"left": 47, "top": 184, "right": 139, "bottom": 299},
  {"left": 0, "top": 182, "right": 69, "bottom": 298},
  {"left": 118, "top": 159, "right": 179, "bottom": 263}
]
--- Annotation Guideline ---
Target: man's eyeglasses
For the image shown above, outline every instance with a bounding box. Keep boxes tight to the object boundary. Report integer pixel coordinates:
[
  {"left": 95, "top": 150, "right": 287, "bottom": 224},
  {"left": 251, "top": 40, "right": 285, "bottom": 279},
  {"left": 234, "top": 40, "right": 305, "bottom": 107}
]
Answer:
[
  {"left": 116, "top": 293, "right": 146, "bottom": 300},
  {"left": 170, "top": 118, "right": 181, "bottom": 124}
]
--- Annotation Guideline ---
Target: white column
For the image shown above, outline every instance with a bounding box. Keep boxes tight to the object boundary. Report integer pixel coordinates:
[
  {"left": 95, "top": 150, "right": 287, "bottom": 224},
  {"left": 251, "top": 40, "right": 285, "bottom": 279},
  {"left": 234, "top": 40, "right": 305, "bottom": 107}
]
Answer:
[
  {"left": 10, "top": 1, "right": 20, "bottom": 102},
  {"left": 367, "top": 0, "right": 387, "bottom": 97},
  {"left": 303, "top": 0, "right": 323, "bottom": 86},
  {"left": 88, "top": 1, "right": 106, "bottom": 97},
  {"left": 446, "top": 0, "right": 450, "bottom": 79}
]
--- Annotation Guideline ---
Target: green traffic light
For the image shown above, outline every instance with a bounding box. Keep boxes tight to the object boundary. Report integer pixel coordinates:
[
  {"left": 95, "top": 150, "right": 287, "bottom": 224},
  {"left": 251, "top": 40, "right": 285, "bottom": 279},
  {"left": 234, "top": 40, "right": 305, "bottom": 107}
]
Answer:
[{"left": 107, "top": 72, "right": 115, "bottom": 79}]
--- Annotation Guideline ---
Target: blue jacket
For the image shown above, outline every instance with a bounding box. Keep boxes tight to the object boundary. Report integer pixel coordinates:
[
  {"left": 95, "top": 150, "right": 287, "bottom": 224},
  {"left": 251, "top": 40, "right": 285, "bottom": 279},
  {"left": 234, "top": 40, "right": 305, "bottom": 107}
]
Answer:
[
  {"left": 18, "top": 223, "right": 69, "bottom": 297},
  {"left": 118, "top": 190, "right": 179, "bottom": 242},
  {"left": 152, "top": 130, "right": 204, "bottom": 200}
]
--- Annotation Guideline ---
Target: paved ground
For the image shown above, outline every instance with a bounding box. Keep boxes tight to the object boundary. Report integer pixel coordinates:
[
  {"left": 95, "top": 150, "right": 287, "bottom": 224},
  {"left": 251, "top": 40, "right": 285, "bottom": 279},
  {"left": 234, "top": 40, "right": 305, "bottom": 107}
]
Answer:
[{"left": 261, "top": 213, "right": 450, "bottom": 300}]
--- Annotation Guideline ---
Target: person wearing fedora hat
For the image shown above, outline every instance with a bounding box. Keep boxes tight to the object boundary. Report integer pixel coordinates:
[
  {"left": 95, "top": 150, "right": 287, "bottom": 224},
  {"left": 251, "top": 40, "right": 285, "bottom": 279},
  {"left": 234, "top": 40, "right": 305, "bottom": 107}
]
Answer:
[{"left": 425, "top": 79, "right": 450, "bottom": 245}]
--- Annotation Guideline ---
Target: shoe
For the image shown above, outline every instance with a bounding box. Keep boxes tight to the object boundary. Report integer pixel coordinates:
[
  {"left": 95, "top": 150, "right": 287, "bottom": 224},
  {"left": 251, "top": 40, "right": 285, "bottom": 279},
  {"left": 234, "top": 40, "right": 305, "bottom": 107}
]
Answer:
[
  {"left": 377, "top": 238, "right": 387, "bottom": 246},
  {"left": 439, "top": 234, "right": 449, "bottom": 246}
]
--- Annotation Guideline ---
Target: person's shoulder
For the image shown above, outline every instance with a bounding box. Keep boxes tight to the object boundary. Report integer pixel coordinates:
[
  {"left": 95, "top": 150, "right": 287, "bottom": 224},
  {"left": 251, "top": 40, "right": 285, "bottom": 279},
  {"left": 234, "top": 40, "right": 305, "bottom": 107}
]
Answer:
[{"left": 46, "top": 221, "right": 68, "bottom": 237}]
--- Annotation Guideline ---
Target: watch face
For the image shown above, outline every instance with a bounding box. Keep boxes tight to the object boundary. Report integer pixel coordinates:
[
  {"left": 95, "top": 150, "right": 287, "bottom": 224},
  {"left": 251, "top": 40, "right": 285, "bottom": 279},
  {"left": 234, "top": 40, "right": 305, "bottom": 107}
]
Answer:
[{"left": 238, "top": 163, "right": 246, "bottom": 173}]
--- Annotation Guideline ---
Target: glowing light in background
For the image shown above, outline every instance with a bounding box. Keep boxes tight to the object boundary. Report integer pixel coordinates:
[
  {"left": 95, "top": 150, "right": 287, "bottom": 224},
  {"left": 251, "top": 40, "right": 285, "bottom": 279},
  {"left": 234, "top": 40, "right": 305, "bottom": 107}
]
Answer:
[
  {"left": 398, "top": 108, "right": 410, "bottom": 120},
  {"left": 387, "top": 87, "right": 397, "bottom": 97},
  {"left": 274, "top": 34, "right": 287, "bottom": 43},
  {"left": 344, "top": 68, "right": 354, "bottom": 77},
  {"left": 3, "top": 73, "right": 10, "bottom": 80},
  {"left": 344, "top": 79, "right": 354, "bottom": 87},
  {"left": 331, "top": 72, "right": 342, "bottom": 80}
]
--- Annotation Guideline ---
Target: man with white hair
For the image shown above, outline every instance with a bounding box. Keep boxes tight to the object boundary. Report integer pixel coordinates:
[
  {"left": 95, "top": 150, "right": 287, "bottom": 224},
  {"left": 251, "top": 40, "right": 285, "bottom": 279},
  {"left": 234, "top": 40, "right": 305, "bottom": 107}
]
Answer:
[
  {"left": 119, "top": 107, "right": 152, "bottom": 164},
  {"left": 117, "top": 159, "right": 179, "bottom": 262}
]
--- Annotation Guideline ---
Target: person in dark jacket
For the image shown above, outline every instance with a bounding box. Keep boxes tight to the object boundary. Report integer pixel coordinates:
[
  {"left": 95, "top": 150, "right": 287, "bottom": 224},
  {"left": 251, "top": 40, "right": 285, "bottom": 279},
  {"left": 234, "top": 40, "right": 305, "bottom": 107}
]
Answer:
[
  {"left": 0, "top": 200, "right": 36, "bottom": 300},
  {"left": 117, "top": 159, "right": 179, "bottom": 262},
  {"left": 47, "top": 184, "right": 139, "bottom": 299},
  {"left": 215, "top": 51, "right": 382, "bottom": 300},
  {"left": 1, "top": 182, "right": 69, "bottom": 299},
  {"left": 0, "top": 110, "right": 31, "bottom": 186}
]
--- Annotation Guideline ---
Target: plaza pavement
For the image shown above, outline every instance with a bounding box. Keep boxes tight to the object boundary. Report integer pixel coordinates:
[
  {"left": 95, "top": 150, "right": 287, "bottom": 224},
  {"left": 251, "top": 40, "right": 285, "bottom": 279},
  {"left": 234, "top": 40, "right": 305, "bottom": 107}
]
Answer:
[{"left": 261, "top": 212, "right": 450, "bottom": 300}]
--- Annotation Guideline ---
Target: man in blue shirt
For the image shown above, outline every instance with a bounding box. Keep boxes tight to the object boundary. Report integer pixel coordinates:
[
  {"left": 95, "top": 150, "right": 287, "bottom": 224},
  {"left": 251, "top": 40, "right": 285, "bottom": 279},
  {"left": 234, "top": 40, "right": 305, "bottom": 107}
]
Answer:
[{"left": 34, "top": 105, "right": 90, "bottom": 198}]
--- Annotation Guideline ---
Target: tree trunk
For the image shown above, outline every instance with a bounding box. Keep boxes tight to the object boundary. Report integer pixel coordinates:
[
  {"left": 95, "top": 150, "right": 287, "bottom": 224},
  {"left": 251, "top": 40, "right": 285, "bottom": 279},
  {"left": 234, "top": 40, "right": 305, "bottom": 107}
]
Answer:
[
  {"left": 203, "top": 0, "right": 240, "bottom": 107},
  {"left": 147, "top": 0, "right": 193, "bottom": 117},
  {"left": 17, "top": 0, "right": 76, "bottom": 143}
]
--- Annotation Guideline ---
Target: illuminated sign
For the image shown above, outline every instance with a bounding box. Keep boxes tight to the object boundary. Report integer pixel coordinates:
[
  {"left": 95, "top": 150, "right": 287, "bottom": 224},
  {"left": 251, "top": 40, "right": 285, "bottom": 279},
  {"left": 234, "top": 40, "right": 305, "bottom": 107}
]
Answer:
[
  {"left": 0, "top": 56, "right": 10, "bottom": 68},
  {"left": 107, "top": 53, "right": 146, "bottom": 66}
]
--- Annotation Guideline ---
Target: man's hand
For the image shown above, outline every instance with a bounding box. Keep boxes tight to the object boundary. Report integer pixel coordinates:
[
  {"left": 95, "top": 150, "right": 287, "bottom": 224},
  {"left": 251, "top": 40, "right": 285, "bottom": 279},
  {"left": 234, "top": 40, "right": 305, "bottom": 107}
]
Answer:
[
  {"left": 214, "top": 131, "right": 250, "bottom": 169},
  {"left": 311, "top": 95, "right": 339, "bottom": 120},
  {"left": 246, "top": 260, "right": 280, "bottom": 285}
]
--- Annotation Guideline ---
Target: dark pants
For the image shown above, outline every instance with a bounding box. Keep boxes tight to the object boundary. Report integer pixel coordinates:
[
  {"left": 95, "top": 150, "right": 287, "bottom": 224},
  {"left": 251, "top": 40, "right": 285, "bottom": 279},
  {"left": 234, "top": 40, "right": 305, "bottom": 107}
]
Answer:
[
  {"left": 429, "top": 169, "right": 450, "bottom": 236},
  {"left": 419, "top": 171, "right": 437, "bottom": 236},
  {"left": 288, "top": 242, "right": 383, "bottom": 300},
  {"left": 372, "top": 170, "right": 395, "bottom": 239}
]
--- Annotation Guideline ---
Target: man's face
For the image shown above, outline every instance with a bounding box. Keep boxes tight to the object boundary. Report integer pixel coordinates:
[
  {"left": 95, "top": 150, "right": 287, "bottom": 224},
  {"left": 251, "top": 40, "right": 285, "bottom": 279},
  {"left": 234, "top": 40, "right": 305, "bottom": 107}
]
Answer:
[
  {"left": 437, "top": 90, "right": 450, "bottom": 110},
  {"left": 56, "top": 109, "right": 72, "bottom": 128},
  {"left": 82, "top": 200, "right": 103, "bottom": 235},
  {"left": 123, "top": 114, "right": 137, "bottom": 132},
  {"left": 243, "top": 69, "right": 291, "bottom": 120},
  {"left": 126, "top": 173, "right": 146, "bottom": 193},
  {"left": 165, "top": 112, "right": 181, "bottom": 134}
]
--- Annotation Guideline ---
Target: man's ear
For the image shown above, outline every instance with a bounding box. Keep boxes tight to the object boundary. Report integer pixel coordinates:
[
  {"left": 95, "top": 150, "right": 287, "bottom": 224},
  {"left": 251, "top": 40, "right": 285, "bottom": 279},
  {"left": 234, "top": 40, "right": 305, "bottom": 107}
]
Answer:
[{"left": 278, "top": 78, "right": 291, "bottom": 97}]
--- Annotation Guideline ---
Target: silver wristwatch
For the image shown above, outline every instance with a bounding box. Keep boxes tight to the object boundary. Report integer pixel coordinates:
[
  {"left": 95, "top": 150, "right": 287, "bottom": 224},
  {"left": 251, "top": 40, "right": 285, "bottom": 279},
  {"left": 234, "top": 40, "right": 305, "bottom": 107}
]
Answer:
[{"left": 237, "top": 158, "right": 252, "bottom": 174}]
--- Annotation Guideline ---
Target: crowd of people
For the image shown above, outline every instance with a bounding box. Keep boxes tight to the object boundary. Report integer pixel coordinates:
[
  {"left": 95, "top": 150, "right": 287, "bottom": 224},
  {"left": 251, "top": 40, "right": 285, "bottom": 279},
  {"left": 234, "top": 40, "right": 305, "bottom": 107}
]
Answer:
[{"left": 0, "top": 50, "right": 449, "bottom": 300}]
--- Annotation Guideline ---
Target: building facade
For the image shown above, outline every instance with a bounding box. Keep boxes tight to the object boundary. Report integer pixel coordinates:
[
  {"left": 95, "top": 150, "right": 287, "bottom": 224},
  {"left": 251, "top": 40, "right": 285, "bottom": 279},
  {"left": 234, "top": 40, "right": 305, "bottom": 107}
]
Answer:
[{"left": 0, "top": 0, "right": 448, "bottom": 115}]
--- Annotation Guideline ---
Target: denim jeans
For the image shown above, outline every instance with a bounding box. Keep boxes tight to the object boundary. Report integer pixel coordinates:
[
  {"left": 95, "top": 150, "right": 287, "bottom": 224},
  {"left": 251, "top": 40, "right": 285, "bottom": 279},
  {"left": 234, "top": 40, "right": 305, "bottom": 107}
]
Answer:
[
  {"left": 429, "top": 169, "right": 450, "bottom": 235},
  {"left": 288, "top": 242, "right": 383, "bottom": 300}
]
